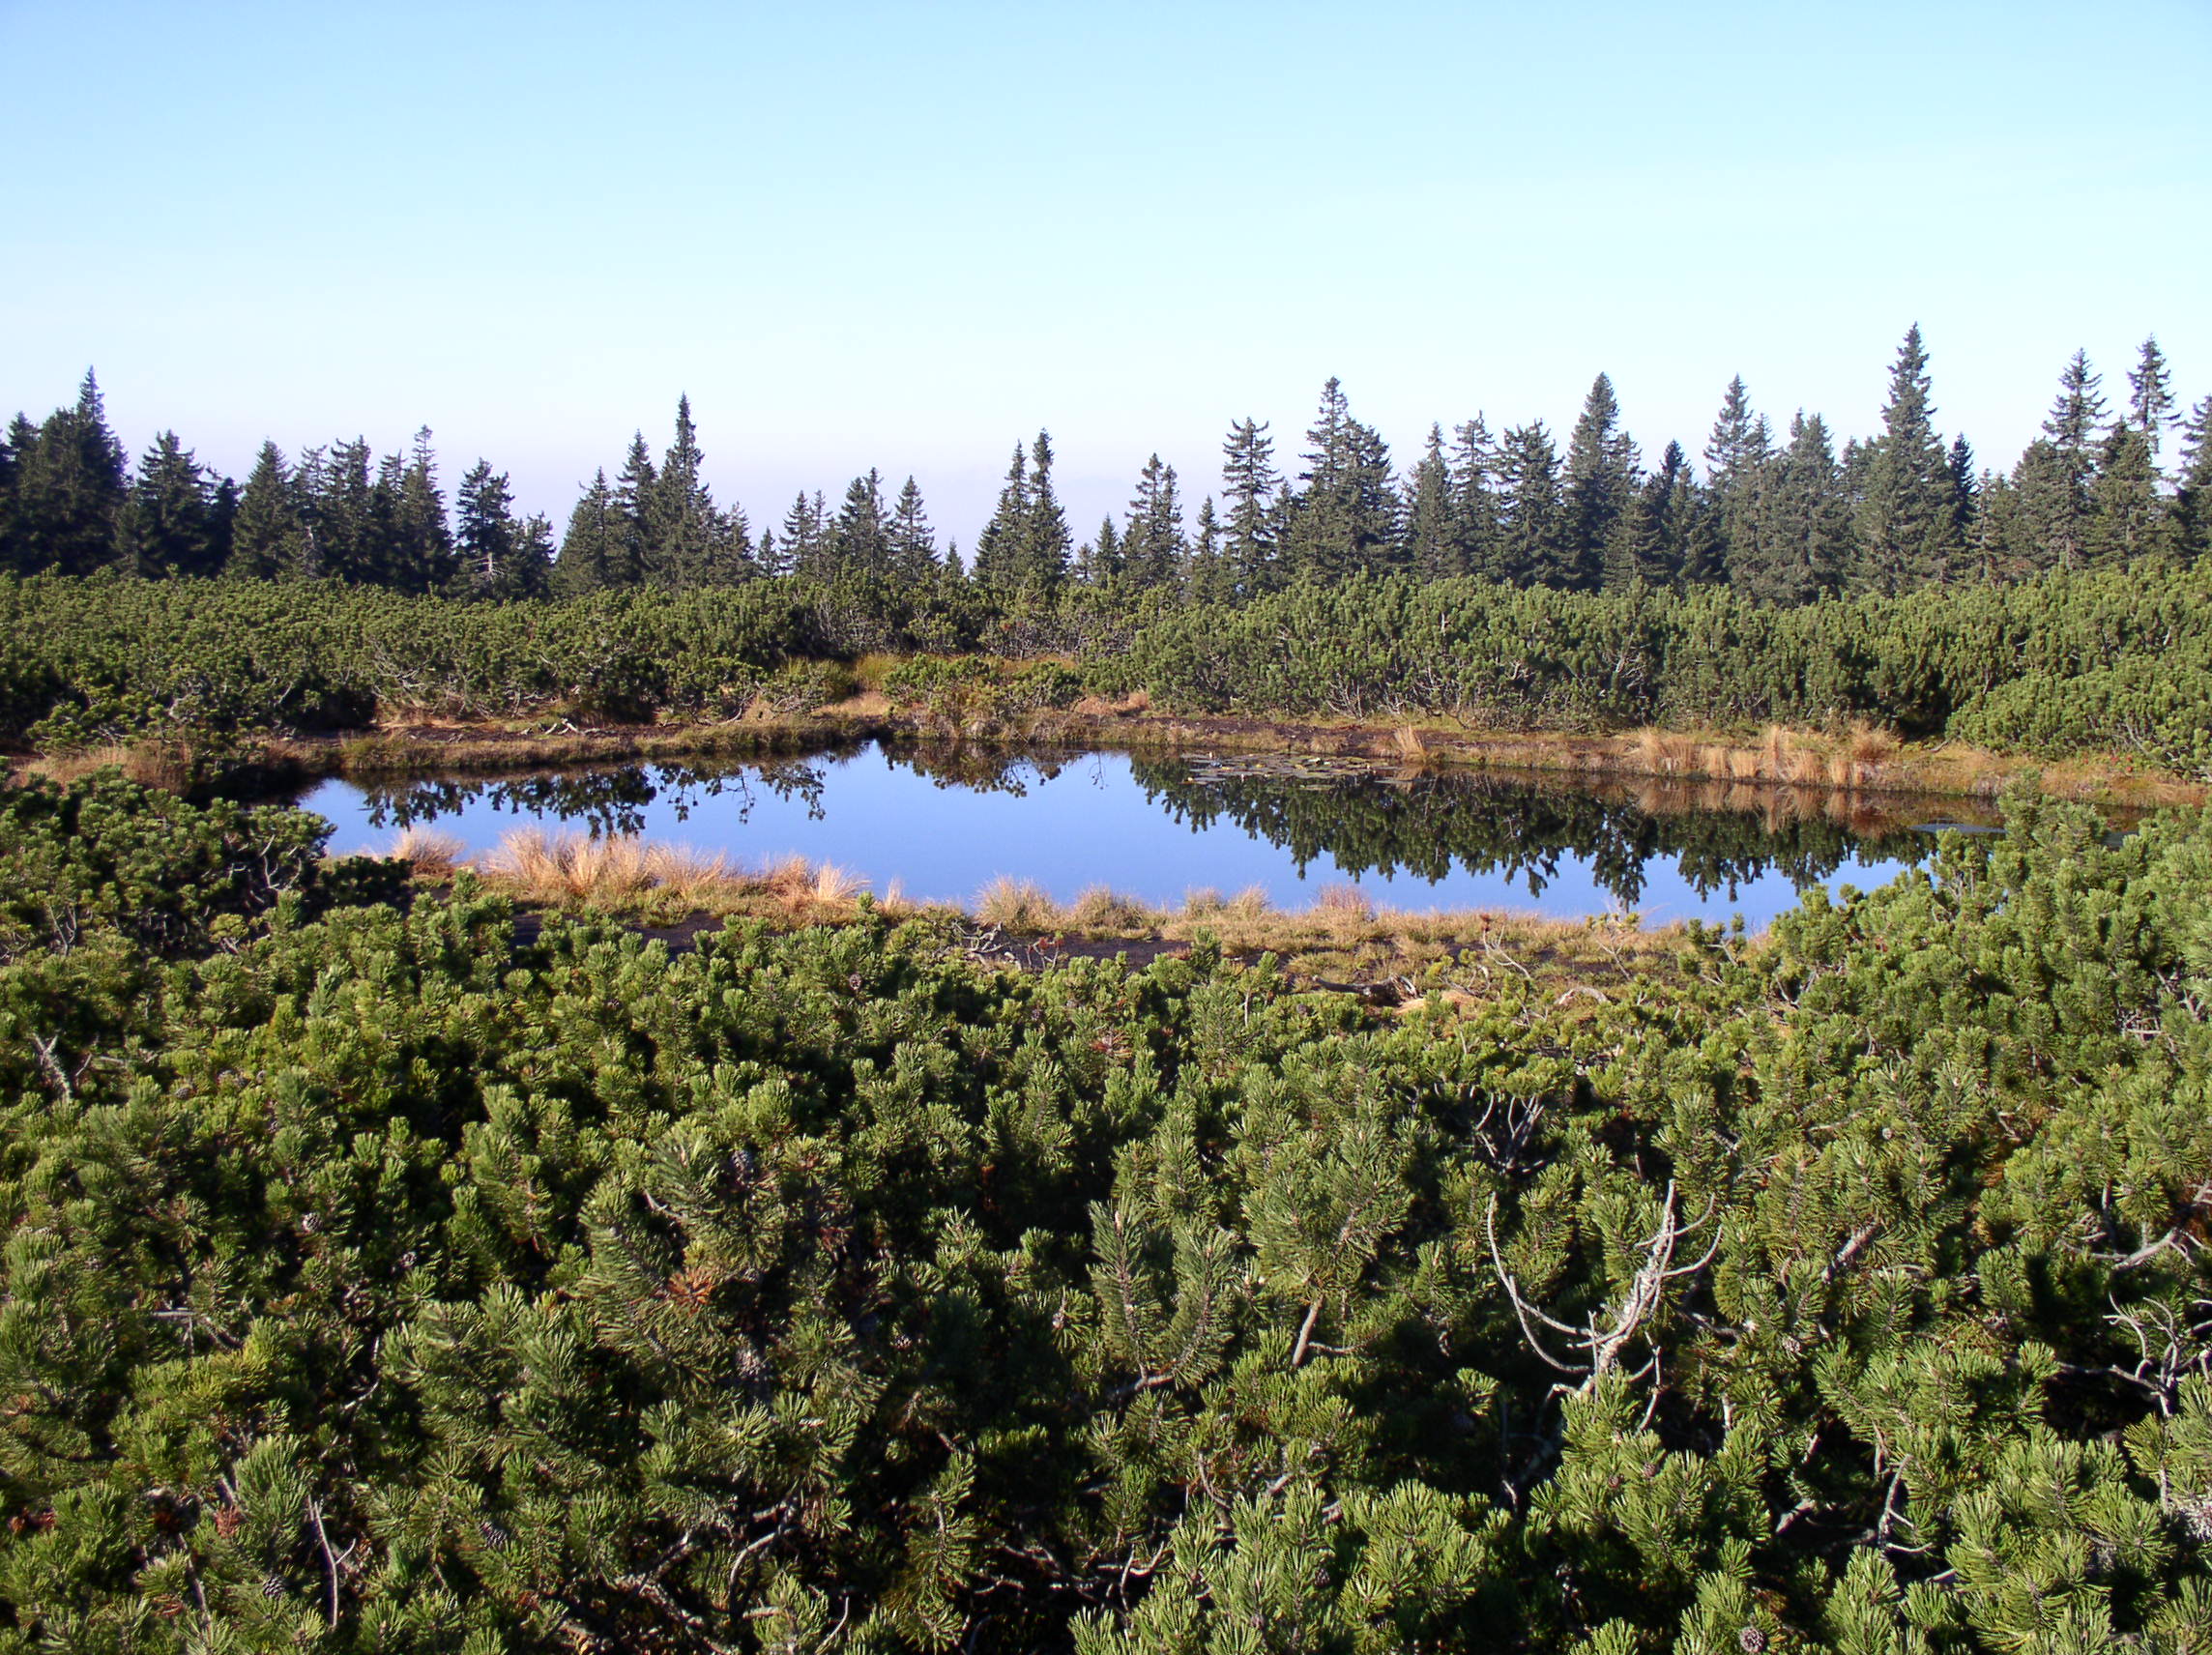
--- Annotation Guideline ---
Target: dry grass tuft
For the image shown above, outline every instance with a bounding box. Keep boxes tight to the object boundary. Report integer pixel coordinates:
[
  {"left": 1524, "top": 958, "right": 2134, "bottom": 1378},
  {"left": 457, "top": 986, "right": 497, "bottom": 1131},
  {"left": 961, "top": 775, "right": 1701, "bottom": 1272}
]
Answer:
[
  {"left": 976, "top": 875, "right": 1062, "bottom": 932},
  {"left": 812, "top": 862, "right": 867, "bottom": 904},
  {"left": 1225, "top": 885, "right": 1273, "bottom": 920},
  {"left": 1068, "top": 886, "right": 1153, "bottom": 931},
  {"left": 1313, "top": 883, "right": 1376, "bottom": 920},
  {"left": 389, "top": 827, "right": 467, "bottom": 880},
  {"left": 1181, "top": 887, "right": 1227, "bottom": 917},
  {"left": 30, "top": 740, "right": 195, "bottom": 792},
  {"left": 1848, "top": 725, "right": 1902, "bottom": 774},
  {"left": 1393, "top": 724, "right": 1430, "bottom": 763},
  {"left": 1633, "top": 728, "right": 1697, "bottom": 776},
  {"left": 486, "top": 829, "right": 654, "bottom": 901},
  {"left": 482, "top": 828, "right": 765, "bottom": 911}
]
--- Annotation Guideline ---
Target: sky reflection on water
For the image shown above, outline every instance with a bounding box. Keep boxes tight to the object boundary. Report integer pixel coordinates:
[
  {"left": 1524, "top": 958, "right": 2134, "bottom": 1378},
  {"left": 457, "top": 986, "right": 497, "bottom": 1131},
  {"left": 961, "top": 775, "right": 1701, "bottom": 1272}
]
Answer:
[{"left": 298, "top": 742, "right": 1944, "bottom": 927}]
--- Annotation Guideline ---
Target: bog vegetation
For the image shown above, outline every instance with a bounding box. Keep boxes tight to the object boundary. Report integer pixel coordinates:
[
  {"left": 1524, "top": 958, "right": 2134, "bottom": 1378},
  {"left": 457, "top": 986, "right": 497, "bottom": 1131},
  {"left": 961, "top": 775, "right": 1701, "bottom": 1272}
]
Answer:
[
  {"left": 2, "top": 770, "right": 2210, "bottom": 1652},
  {"left": 6, "top": 330, "right": 2212, "bottom": 781}
]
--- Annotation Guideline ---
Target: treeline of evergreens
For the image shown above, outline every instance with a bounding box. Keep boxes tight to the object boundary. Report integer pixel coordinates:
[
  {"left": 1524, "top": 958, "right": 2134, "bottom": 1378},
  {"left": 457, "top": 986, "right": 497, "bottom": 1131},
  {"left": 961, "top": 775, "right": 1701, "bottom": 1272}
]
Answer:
[
  {"left": 3, "top": 771, "right": 2209, "bottom": 1651},
  {"left": 7, "top": 560, "right": 2211, "bottom": 777},
  {"left": 8, "top": 329, "right": 2211, "bottom": 604}
]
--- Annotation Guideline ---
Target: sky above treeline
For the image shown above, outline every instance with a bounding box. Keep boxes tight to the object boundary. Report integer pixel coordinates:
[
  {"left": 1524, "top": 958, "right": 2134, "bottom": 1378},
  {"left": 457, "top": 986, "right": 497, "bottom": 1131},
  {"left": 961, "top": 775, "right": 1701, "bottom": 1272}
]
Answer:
[{"left": 6, "top": 0, "right": 2209, "bottom": 550}]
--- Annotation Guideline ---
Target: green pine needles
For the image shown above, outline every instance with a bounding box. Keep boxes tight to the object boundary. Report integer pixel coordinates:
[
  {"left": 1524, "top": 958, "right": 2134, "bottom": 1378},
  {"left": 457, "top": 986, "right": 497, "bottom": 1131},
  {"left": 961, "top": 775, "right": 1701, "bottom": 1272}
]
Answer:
[{"left": 0, "top": 772, "right": 2209, "bottom": 1650}]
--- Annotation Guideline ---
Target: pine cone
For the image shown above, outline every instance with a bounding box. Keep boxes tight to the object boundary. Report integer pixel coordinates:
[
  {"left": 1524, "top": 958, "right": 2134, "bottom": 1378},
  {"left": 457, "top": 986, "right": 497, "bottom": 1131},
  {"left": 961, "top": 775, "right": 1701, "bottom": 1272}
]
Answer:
[
  {"left": 1738, "top": 1628, "right": 1767, "bottom": 1654},
  {"left": 262, "top": 1575, "right": 286, "bottom": 1600}
]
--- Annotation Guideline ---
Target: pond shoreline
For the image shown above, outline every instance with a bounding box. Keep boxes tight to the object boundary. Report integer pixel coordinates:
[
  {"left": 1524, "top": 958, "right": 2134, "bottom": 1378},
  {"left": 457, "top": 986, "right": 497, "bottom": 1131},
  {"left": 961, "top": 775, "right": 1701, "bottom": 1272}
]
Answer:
[{"left": 86, "top": 704, "right": 2199, "bottom": 809}]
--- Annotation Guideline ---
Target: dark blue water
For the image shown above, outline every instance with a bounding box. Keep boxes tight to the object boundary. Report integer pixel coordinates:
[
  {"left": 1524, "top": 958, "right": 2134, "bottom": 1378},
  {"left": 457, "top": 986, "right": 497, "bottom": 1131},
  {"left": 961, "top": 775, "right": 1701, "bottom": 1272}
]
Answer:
[{"left": 298, "top": 742, "right": 1955, "bottom": 927}]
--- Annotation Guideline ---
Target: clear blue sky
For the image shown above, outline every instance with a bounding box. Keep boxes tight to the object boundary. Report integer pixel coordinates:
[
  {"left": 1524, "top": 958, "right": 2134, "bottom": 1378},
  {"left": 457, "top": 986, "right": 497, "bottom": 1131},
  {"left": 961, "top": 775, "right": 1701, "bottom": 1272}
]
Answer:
[{"left": 5, "top": 0, "right": 2207, "bottom": 548}]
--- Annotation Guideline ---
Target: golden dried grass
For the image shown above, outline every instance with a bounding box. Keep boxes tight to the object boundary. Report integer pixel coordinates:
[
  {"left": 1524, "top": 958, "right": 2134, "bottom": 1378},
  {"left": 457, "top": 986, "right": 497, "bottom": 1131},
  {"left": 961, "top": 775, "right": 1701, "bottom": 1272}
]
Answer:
[
  {"left": 388, "top": 827, "right": 467, "bottom": 880},
  {"left": 1068, "top": 886, "right": 1153, "bottom": 931},
  {"left": 812, "top": 862, "right": 867, "bottom": 904},
  {"left": 975, "top": 876, "right": 1062, "bottom": 932},
  {"left": 1633, "top": 728, "right": 1697, "bottom": 776},
  {"left": 29, "top": 740, "right": 195, "bottom": 792},
  {"left": 1314, "top": 883, "right": 1376, "bottom": 920}
]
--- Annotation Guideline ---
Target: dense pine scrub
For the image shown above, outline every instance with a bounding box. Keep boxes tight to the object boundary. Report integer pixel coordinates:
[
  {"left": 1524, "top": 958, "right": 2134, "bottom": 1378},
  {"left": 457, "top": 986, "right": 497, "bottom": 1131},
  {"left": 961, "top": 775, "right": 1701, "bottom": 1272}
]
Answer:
[
  {"left": 7, "top": 563, "right": 2212, "bottom": 779},
  {"left": 2, "top": 773, "right": 2210, "bottom": 1651}
]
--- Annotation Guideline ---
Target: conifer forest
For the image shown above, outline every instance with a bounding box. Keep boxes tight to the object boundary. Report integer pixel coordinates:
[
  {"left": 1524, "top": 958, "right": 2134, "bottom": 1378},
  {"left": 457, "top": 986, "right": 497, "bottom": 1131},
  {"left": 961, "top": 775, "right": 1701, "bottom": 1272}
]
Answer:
[{"left": 5, "top": 330, "right": 2212, "bottom": 1653}]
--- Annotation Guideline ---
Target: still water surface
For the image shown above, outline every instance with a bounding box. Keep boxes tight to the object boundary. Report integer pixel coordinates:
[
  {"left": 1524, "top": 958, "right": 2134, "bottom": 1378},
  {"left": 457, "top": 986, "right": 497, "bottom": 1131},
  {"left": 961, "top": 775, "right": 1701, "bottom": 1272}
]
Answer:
[{"left": 297, "top": 741, "right": 1971, "bottom": 927}]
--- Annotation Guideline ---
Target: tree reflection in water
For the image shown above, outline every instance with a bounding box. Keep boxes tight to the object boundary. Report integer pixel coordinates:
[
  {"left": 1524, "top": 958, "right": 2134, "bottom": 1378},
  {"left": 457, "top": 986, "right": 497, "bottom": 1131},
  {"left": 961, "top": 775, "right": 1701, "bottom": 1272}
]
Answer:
[
  {"left": 347, "top": 742, "right": 1974, "bottom": 911},
  {"left": 1128, "top": 757, "right": 1948, "bottom": 908}
]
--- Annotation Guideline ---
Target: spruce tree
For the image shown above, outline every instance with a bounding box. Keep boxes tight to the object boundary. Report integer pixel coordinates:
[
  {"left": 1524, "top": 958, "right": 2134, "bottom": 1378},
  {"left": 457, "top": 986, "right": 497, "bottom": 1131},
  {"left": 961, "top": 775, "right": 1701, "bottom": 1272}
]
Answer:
[
  {"left": 0, "top": 414, "right": 29, "bottom": 574},
  {"left": 10, "top": 369, "right": 128, "bottom": 575},
  {"left": 313, "top": 437, "right": 381, "bottom": 582},
  {"left": 647, "top": 395, "right": 748, "bottom": 585},
  {"left": 2086, "top": 422, "right": 2168, "bottom": 565},
  {"left": 555, "top": 470, "right": 622, "bottom": 595},
  {"left": 115, "top": 431, "right": 220, "bottom": 577},
  {"left": 386, "top": 426, "right": 454, "bottom": 593},
  {"left": 1564, "top": 373, "right": 1641, "bottom": 591},
  {"left": 1747, "top": 413, "right": 1849, "bottom": 601},
  {"left": 2006, "top": 439, "right": 2080, "bottom": 572},
  {"left": 1495, "top": 421, "right": 1566, "bottom": 586},
  {"left": 1219, "top": 418, "right": 1281, "bottom": 596},
  {"left": 2175, "top": 395, "right": 2212, "bottom": 564},
  {"left": 611, "top": 433, "right": 659, "bottom": 586},
  {"left": 888, "top": 475, "right": 938, "bottom": 584},
  {"left": 1702, "top": 375, "right": 1771, "bottom": 566},
  {"left": 2127, "top": 334, "right": 2177, "bottom": 465},
  {"left": 1280, "top": 378, "right": 1398, "bottom": 582},
  {"left": 226, "top": 442, "right": 306, "bottom": 579},
  {"left": 1022, "top": 430, "right": 1072, "bottom": 594},
  {"left": 1947, "top": 432, "right": 1979, "bottom": 553},
  {"left": 781, "top": 491, "right": 831, "bottom": 580},
  {"left": 1403, "top": 425, "right": 1460, "bottom": 580},
  {"left": 1852, "top": 324, "right": 1964, "bottom": 591},
  {"left": 1447, "top": 415, "right": 1504, "bottom": 581},
  {"left": 1121, "top": 454, "right": 1185, "bottom": 592},
  {"left": 454, "top": 460, "right": 546, "bottom": 599},
  {"left": 1603, "top": 440, "right": 1701, "bottom": 588},
  {"left": 1183, "top": 495, "right": 1231, "bottom": 604},
  {"left": 830, "top": 469, "right": 892, "bottom": 580},
  {"left": 1078, "top": 514, "right": 1121, "bottom": 586},
  {"left": 971, "top": 444, "right": 1030, "bottom": 593}
]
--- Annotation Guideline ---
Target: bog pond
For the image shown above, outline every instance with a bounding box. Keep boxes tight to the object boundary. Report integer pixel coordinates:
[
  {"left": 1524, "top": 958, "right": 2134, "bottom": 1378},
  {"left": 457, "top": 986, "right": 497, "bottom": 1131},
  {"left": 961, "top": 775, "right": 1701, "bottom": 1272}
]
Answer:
[{"left": 286, "top": 741, "right": 2003, "bottom": 927}]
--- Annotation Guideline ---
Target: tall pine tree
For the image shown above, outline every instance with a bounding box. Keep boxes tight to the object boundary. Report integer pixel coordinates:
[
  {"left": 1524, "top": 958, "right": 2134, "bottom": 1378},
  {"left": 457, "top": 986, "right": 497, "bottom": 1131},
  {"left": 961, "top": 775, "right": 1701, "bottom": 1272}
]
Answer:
[
  {"left": 555, "top": 470, "right": 623, "bottom": 595},
  {"left": 1121, "top": 454, "right": 1185, "bottom": 592},
  {"left": 1219, "top": 419, "right": 1281, "bottom": 597},
  {"left": 9, "top": 370, "right": 129, "bottom": 575},
  {"left": 1852, "top": 324, "right": 1964, "bottom": 591},
  {"left": 115, "top": 431, "right": 222, "bottom": 578},
  {"left": 1563, "top": 373, "right": 1640, "bottom": 591},
  {"left": 1281, "top": 378, "right": 1398, "bottom": 582}
]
